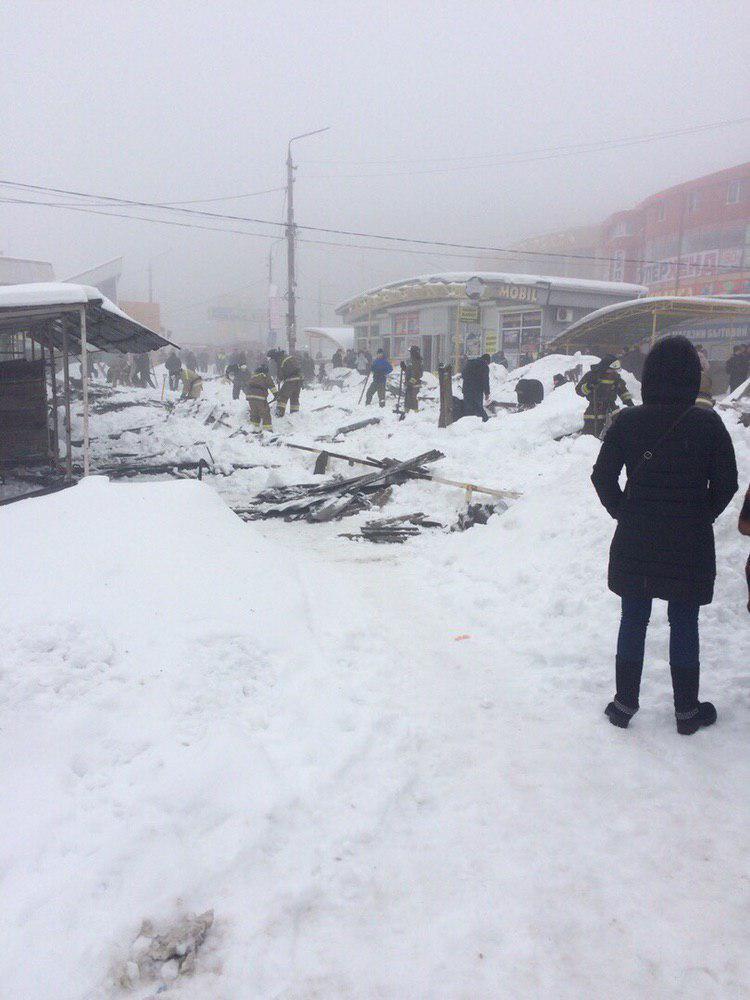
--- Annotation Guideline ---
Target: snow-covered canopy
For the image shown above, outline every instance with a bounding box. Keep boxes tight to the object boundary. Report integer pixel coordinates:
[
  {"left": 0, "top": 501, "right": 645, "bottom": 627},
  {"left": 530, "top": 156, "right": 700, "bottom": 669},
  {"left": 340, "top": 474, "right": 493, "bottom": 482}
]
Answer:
[
  {"left": 0, "top": 282, "right": 175, "bottom": 354},
  {"left": 548, "top": 295, "right": 750, "bottom": 354},
  {"left": 302, "top": 326, "right": 355, "bottom": 352}
]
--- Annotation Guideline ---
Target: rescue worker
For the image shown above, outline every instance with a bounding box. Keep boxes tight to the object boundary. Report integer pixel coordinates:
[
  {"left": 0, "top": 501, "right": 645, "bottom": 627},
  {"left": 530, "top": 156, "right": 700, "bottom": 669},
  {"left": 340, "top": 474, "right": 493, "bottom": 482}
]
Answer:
[
  {"left": 331, "top": 348, "right": 344, "bottom": 369},
  {"left": 134, "top": 352, "right": 154, "bottom": 388},
  {"left": 552, "top": 373, "right": 567, "bottom": 390},
  {"left": 226, "top": 352, "right": 248, "bottom": 400},
  {"left": 726, "top": 344, "right": 749, "bottom": 392},
  {"left": 244, "top": 364, "right": 276, "bottom": 431},
  {"left": 302, "top": 352, "right": 315, "bottom": 385},
  {"left": 165, "top": 350, "right": 181, "bottom": 390},
  {"left": 271, "top": 350, "right": 302, "bottom": 416},
  {"left": 575, "top": 355, "right": 633, "bottom": 436},
  {"left": 402, "top": 345, "right": 424, "bottom": 413},
  {"left": 365, "top": 349, "right": 393, "bottom": 407},
  {"left": 180, "top": 367, "right": 203, "bottom": 400},
  {"left": 696, "top": 367, "right": 715, "bottom": 409},
  {"left": 462, "top": 354, "right": 491, "bottom": 421},
  {"left": 108, "top": 355, "right": 128, "bottom": 387}
]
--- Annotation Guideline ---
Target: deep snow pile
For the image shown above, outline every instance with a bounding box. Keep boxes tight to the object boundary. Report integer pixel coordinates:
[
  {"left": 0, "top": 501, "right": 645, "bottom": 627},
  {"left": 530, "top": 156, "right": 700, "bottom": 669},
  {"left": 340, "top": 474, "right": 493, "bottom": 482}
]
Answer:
[{"left": 1, "top": 359, "right": 749, "bottom": 999}]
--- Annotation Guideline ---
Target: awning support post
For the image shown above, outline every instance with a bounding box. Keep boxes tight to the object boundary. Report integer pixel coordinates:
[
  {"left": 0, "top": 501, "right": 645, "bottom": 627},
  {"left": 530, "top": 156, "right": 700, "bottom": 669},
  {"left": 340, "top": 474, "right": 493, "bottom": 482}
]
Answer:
[
  {"left": 454, "top": 298, "right": 462, "bottom": 373},
  {"left": 47, "top": 323, "right": 60, "bottom": 469},
  {"left": 61, "top": 322, "right": 73, "bottom": 481},
  {"left": 651, "top": 310, "right": 658, "bottom": 345},
  {"left": 80, "top": 305, "right": 90, "bottom": 476}
]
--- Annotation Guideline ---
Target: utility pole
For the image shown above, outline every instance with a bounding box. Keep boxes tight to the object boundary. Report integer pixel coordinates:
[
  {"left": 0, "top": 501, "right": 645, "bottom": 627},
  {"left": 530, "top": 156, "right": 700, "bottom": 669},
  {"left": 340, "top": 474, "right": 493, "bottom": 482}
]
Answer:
[
  {"left": 285, "top": 146, "right": 296, "bottom": 355},
  {"left": 285, "top": 127, "right": 330, "bottom": 356},
  {"left": 268, "top": 246, "right": 273, "bottom": 346},
  {"left": 318, "top": 280, "right": 323, "bottom": 325}
]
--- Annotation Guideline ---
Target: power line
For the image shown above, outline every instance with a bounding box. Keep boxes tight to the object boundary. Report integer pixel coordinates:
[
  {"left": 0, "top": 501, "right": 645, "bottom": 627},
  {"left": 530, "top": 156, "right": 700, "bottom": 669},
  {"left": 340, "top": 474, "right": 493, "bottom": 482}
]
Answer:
[
  {"left": 161, "top": 186, "right": 286, "bottom": 205},
  {"left": 297, "top": 117, "right": 750, "bottom": 178},
  {"left": 2, "top": 183, "right": 745, "bottom": 275},
  {"left": 0, "top": 194, "right": 485, "bottom": 260}
]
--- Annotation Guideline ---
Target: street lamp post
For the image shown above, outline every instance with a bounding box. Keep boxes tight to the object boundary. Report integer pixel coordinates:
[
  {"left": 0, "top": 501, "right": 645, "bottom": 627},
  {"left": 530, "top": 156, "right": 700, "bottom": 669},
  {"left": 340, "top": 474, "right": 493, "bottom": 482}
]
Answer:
[{"left": 285, "top": 126, "right": 330, "bottom": 355}]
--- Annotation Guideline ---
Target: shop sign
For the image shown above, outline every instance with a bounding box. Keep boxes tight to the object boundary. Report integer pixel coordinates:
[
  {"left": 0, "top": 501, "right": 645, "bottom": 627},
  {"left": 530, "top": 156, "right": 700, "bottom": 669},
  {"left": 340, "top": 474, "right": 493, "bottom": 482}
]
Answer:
[
  {"left": 484, "top": 331, "right": 499, "bottom": 353},
  {"left": 459, "top": 305, "right": 480, "bottom": 322},
  {"left": 495, "top": 283, "right": 539, "bottom": 303}
]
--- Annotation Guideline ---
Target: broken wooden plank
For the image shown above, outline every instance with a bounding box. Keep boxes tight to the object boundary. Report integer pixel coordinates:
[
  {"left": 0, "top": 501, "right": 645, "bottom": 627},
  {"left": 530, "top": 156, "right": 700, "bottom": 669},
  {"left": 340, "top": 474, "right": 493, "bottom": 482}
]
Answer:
[{"left": 315, "top": 417, "right": 382, "bottom": 442}]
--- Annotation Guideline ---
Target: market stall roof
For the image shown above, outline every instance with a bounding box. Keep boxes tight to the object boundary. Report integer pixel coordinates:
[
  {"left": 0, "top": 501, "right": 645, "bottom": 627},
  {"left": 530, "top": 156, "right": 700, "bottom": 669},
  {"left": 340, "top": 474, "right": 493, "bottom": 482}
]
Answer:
[
  {"left": 547, "top": 296, "right": 750, "bottom": 355},
  {"left": 302, "top": 326, "right": 355, "bottom": 351},
  {"left": 0, "top": 282, "right": 176, "bottom": 353},
  {"left": 336, "top": 271, "right": 647, "bottom": 320}
]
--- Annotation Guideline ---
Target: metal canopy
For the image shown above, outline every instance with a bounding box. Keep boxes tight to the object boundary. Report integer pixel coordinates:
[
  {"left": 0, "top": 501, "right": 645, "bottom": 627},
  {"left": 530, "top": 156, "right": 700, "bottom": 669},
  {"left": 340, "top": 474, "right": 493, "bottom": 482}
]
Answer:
[
  {"left": 0, "top": 283, "right": 176, "bottom": 354},
  {"left": 548, "top": 296, "right": 750, "bottom": 355}
]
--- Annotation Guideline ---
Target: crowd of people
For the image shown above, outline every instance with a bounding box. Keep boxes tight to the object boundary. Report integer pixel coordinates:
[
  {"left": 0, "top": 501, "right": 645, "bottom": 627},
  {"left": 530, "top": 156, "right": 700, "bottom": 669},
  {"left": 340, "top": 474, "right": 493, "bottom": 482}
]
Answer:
[{"left": 98, "top": 334, "right": 748, "bottom": 731}]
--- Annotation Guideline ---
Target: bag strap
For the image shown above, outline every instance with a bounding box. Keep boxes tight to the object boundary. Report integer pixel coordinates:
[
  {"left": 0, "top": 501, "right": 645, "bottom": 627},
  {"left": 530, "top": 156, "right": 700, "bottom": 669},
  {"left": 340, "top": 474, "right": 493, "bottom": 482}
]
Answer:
[{"left": 624, "top": 406, "right": 695, "bottom": 498}]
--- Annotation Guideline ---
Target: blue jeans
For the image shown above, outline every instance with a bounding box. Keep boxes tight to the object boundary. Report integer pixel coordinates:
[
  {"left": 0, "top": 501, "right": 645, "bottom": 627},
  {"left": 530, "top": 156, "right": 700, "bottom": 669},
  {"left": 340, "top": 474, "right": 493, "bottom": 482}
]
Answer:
[{"left": 614, "top": 595, "right": 700, "bottom": 717}]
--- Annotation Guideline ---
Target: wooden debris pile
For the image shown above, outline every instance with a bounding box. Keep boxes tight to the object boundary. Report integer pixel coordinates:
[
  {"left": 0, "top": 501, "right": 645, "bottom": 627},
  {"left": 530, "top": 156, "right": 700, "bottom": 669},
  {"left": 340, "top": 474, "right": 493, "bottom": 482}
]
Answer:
[
  {"left": 232, "top": 449, "right": 444, "bottom": 523},
  {"left": 340, "top": 512, "right": 444, "bottom": 544}
]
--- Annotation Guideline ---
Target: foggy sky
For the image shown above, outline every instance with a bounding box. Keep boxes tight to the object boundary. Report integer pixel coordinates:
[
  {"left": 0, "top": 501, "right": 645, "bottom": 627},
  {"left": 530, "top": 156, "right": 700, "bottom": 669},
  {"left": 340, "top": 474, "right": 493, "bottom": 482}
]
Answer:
[{"left": 2, "top": 0, "right": 749, "bottom": 341}]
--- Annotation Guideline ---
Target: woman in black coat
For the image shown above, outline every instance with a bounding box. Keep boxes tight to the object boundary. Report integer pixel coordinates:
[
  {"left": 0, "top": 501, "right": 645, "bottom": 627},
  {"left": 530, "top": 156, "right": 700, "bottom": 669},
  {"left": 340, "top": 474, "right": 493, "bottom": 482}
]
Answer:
[{"left": 591, "top": 336, "right": 738, "bottom": 734}]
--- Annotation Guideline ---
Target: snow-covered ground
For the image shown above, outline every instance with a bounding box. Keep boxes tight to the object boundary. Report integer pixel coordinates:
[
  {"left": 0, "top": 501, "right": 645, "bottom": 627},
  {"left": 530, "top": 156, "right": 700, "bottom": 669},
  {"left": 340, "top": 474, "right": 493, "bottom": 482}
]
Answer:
[{"left": 1, "top": 358, "right": 749, "bottom": 999}]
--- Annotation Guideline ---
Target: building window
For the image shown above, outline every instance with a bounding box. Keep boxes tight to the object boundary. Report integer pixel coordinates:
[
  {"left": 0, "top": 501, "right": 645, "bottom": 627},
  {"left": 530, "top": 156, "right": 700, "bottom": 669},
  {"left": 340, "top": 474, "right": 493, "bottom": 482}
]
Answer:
[
  {"left": 611, "top": 220, "right": 632, "bottom": 239},
  {"left": 392, "top": 311, "right": 419, "bottom": 337},
  {"left": 727, "top": 179, "right": 743, "bottom": 204},
  {"left": 655, "top": 202, "right": 665, "bottom": 222},
  {"left": 687, "top": 191, "right": 700, "bottom": 213},
  {"left": 500, "top": 310, "right": 542, "bottom": 355}
]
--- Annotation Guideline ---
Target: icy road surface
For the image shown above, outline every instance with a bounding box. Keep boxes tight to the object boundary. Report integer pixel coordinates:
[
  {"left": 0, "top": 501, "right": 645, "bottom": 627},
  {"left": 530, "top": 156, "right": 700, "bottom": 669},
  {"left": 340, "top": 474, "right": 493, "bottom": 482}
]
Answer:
[{"left": 1, "top": 358, "right": 748, "bottom": 999}]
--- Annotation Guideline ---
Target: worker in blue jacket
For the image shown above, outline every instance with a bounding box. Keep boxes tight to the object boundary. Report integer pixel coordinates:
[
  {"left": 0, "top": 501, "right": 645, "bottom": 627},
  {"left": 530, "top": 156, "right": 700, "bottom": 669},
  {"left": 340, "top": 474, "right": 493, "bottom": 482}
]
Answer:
[{"left": 365, "top": 349, "right": 394, "bottom": 407}]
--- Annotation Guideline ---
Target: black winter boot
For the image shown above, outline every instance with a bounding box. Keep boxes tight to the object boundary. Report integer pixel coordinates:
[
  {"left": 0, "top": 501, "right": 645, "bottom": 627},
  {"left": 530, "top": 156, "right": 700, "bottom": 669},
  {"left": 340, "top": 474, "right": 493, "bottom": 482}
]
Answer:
[
  {"left": 676, "top": 702, "right": 717, "bottom": 736},
  {"left": 604, "top": 701, "right": 637, "bottom": 729}
]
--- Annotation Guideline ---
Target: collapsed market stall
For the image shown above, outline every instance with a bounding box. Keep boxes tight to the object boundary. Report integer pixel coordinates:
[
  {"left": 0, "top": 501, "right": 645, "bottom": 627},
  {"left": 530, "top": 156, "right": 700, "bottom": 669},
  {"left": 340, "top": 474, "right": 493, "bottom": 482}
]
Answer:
[{"left": 0, "top": 282, "right": 176, "bottom": 492}]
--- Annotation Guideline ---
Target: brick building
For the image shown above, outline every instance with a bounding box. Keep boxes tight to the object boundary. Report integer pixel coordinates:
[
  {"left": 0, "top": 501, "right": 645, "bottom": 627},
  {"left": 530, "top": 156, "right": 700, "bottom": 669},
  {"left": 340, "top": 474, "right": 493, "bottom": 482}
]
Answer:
[{"left": 600, "top": 161, "right": 750, "bottom": 295}]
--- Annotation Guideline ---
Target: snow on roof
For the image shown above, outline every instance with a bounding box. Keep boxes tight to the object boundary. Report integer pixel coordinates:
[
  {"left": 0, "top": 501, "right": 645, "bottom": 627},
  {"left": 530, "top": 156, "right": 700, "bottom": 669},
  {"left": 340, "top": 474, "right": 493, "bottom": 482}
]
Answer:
[
  {"left": 302, "top": 326, "right": 355, "bottom": 349},
  {"left": 0, "top": 281, "right": 106, "bottom": 310},
  {"left": 337, "top": 272, "right": 647, "bottom": 313},
  {"left": 0, "top": 282, "right": 175, "bottom": 352},
  {"left": 548, "top": 295, "right": 750, "bottom": 352}
]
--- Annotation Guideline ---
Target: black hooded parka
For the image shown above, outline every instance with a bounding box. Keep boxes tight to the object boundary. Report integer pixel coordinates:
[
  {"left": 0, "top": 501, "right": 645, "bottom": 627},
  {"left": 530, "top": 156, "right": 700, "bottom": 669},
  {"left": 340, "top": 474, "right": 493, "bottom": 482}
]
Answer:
[{"left": 591, "top": 336, "right": 738, "bottom": 605}]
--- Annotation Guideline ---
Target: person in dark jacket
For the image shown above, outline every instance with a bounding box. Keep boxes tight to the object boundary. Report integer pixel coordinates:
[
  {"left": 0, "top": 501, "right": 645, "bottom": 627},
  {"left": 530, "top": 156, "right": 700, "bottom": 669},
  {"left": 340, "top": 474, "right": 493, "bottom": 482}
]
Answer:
[
  {"left": 165, "top": 350, "right": 182, "bottom": 390},
  {"left": 462, "top": 354, "right": 491, "bottom": 421},
  {"left": 331, "top": 348, "right": 344, "bottom": 369},
  {"left": 365, "top": 349, "right": 393, "bottom": 407},
  {"left": 739, "top": 483, "right": 750, "bottom": 613},
  {"left": 576, "top": 355, "right": 633, "bottom": 436},
  {"left": 726, "top": 345, "right": 749, "bottom": 392},
  {"left": 591, "top": 336, "right": 738, "bottom": 734},
  {"left": 402, "top": 345, "right": 424, "bottom": 412}
]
